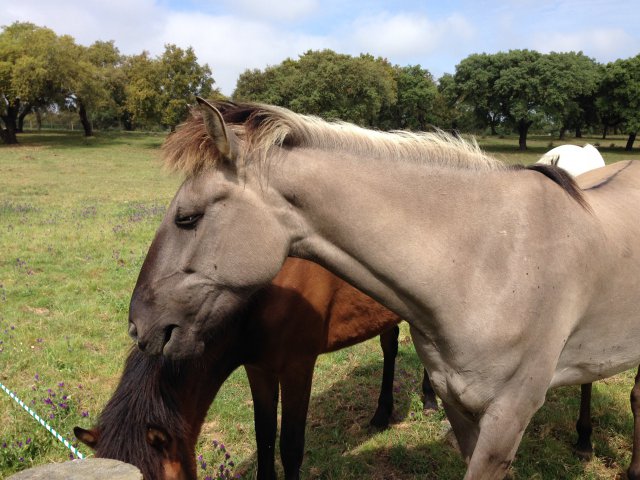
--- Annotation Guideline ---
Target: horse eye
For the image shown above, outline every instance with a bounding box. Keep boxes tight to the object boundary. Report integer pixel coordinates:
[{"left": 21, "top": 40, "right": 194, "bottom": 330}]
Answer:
[{"left": 174, "top": 213, "right": 203, "bottom": 229}]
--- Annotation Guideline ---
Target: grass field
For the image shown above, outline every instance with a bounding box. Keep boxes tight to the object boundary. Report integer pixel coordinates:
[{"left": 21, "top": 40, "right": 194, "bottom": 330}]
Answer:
[{"left": 0, "top": 130, "right": 639, "bottom": 479}]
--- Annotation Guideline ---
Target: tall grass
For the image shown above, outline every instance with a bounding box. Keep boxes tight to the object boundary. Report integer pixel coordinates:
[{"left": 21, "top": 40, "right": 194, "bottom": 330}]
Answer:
[{"left": 0, "top": 131, "right": 637, "bottom": 478}]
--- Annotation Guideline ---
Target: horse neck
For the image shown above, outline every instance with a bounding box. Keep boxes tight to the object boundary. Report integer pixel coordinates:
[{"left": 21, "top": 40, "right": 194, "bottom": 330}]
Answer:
[
  {"left": 272, "top": 148, "right": 499, "bottom": 322},
  {"left": 177, "top": 342, "right": 243, "bottom": 441}
]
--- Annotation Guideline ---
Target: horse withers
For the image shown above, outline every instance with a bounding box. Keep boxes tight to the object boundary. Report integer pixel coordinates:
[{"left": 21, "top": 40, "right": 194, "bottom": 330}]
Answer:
[
  {"left": 77, "top": 258, "right": 436, "bottom": 480},
  {"left": 129, "top": 98, "right": 640, "bottom": 479}
]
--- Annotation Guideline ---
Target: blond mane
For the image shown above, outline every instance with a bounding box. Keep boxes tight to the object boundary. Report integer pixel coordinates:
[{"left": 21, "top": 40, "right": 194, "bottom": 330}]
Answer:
[{"left": 162, "top": 101, "right": 504, "bottom": 176}]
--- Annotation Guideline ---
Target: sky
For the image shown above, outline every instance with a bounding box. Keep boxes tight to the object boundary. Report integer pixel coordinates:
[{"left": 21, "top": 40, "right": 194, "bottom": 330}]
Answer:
[{"left": 1, "top": 0, "right": 638, "bottom": 96}]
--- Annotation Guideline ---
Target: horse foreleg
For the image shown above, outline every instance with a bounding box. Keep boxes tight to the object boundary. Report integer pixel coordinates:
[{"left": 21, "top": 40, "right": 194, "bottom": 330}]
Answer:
[
  {"left": 422, "top": 368, "right": 439, "bottom": 413},
  {"left": 370, "top": 325, "right": 399, "bottom": 428},
  {"left": 462, "top": 387, "right": 547, "bottom": 480},
  {"left": 442, "top": 401, "right": 479, "bottom": 462},
  {"left": 279, "top": 360, "right": 315, "bottom": 480},
  {"left": 574, "top": 383, "right": 593, "bottom": 460},
  {"left": 627, "top": 367, "right": 640, "bottom": 480},
  {"left": 246, "top": 365, "right": 279, "bottom": 480}
]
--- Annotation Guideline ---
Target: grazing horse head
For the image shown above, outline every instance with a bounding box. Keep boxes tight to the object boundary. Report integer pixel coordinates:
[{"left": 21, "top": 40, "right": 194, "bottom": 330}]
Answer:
[{"left": 74, "top": 345, "right": 235, "bottom": 480}]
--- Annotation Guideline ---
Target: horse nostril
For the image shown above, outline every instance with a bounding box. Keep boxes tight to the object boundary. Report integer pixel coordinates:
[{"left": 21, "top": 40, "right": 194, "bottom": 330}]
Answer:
[
  {"left": 137, "top": 338, "right": 148, "bottom": 352},
  {"left": 128, "top": 322, "right": 138, "bottom": 340},
  {"left": 163, "top": 325, "right": 178, "bottom": 348}
]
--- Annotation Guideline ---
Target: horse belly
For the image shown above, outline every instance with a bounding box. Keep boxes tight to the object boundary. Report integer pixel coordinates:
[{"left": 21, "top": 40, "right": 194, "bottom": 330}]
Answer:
[{"left": 552, "top": 318, "right": 640, "bottom": 387}]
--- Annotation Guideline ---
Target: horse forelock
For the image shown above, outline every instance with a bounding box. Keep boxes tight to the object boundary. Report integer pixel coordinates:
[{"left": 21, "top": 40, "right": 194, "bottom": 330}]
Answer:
[
  {"left": 94, "top": 348, "right": 192, "bottom": 478},
  {"left": 162, "top": 101, "right": 504, "bottom": 177}
]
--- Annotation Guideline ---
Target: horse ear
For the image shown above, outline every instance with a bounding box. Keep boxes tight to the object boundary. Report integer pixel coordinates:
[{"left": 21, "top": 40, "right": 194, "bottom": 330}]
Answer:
[
  {"left": 146, "top": 426, "right": 171, "bottom": 450},
  {"left": 196, "top": 97, "right": 238, "bottom": 163},
  {"left": 74, "top": 426, "right": 99, "bottom": 449}
]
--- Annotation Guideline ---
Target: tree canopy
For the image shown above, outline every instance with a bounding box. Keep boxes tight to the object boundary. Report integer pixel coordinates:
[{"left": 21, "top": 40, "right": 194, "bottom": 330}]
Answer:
[
  {"left": 1, "top": 21, "right": 639, "bottom": 149},
  {"left": 0, "top": 22, "right": 217, "bottom": 143}
]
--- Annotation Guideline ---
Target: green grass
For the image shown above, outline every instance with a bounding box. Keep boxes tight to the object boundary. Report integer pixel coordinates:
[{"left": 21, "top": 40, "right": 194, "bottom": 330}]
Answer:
[{"left": 0, "top": 130, "right": 638, "bottom": 479}]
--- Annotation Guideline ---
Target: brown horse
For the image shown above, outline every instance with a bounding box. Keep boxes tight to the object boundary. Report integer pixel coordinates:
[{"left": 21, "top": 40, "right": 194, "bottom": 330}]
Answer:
[{"left": 75, "top": 258, "right": 435, "bottom": 480}]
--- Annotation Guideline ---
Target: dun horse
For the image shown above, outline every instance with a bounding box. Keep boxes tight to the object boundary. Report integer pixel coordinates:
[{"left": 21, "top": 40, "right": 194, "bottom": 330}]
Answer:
[
  {"left": 128, "top": 99, "right": 640, "bottom": 479},
  {"left": 76, "top": 258, "right": 435, "bottom": 480}
]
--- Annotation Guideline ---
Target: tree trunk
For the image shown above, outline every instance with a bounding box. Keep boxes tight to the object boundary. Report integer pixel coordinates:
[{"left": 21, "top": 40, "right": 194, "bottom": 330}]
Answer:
[
  {"left": 625, "top": 132, "right": 637, "bottom": 151},
  {"left": 602, "top": 125, "right": 608, "bottom": 139},
  {"left": 36, "top": 108, "right": 42, "bottom": 131},
  {"left": 78, "top": 102, "right": 93, "bottom": 137},
  {"left": 559, "top": 126, "right": 566, "bottom": 140},
  {"left": 575, "top": 125, "right": 582, "bottom": 138},
  {"left": 518, "top": 119, "right": 532, "bottom": 151},
  {"left": 17, "top": 103, "right": 32, "bottom": 133},
  {"left": 0, "top": 99, "right": 20, "bottom": 144}
]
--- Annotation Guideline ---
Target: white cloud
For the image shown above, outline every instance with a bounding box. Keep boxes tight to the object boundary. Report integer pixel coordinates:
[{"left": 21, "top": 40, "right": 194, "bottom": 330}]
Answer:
[
  {"left": 344, "top": 12, "right": 475, "bottom": 61},
  {"left": 0, "top": 0, "right": 167, "bottom": 53},
  {"left": 161, "top": 13, "right": 329, "bottom": 94},
  {"left": 532, "top": 28, "right": 638, "bottom": 61},
  {"left": 222, "top": 0, "right": 319, "bottom": 22}
]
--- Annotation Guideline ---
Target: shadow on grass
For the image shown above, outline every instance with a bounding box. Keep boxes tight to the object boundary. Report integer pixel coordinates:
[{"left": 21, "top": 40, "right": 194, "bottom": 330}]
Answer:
[{"left": 233, "top": 352, "right": 634, "bottom": 479}]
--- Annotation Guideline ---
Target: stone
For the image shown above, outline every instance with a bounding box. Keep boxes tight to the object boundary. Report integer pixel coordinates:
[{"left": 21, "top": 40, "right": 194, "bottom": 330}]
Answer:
[{"left": 7, "top": 458, "right": 143, "bottom": 479}]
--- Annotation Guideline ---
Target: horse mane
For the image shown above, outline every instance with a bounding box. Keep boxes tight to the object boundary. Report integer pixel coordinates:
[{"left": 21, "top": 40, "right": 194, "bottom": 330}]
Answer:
[
  {"left": 162, "top": 100, "right": 588, "bottom": 209},
  {"left": 524, "top": 163, "right": 590, "bottom": 211},
  {"left": 162, "top": 101, "right": 503, "bottom": 176},
  {"left": 93, "top": 348, "right": 190, "bottom": 478}
]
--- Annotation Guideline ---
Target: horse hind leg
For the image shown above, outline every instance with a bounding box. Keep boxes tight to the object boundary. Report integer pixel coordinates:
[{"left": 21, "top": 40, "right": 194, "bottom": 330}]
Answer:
[
  {"left": 574, "top": 383, "right": 593, "bottom": 460},
  {"left": 422, "top": 368, "right": 439, "bottom": 413},
  {"left": 627, "top": 367, "right": 640, "bottom": 480},
  {"left": 369, "top": 325, "right": 399, "bottom": 429}
]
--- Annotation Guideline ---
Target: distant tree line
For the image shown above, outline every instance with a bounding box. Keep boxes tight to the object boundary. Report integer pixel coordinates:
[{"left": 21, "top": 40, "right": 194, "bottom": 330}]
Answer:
[
  {"left": 0, "top": 22, "right": 217, "bottom": 144},
  {"left": 1, "top": 21, "right": 639, "bottom": 150},
  {"left": 235, "top": 49, "right": 640, "bottom": 151}
]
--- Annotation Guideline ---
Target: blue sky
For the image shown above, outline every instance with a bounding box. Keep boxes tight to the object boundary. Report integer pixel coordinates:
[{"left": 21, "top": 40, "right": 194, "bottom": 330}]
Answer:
[{"left": 1, "top": 0, "right": 638, "bottom": 95}]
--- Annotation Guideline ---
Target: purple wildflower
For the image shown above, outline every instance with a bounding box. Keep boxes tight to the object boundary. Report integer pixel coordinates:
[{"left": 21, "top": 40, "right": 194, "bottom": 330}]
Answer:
[
  {"left": 81, "top": 411, "right": 89, "bottom": 417},
  {"left": 26, "top": 438, "right": 31, "bottom": 444}
]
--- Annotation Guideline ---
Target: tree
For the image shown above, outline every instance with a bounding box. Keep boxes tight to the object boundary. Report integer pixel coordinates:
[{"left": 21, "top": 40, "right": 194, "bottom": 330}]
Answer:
[
  {"left": 124, "top": 45, "right": 216, "bottom": 131},
  {"left": 596, "top": 56, "right": 640, "bottom": 149},
  {"left": 379, "top": 65, "right": 438, "bottom": 130},
  {"left": 493, "top": 50, "right": 545, "bottom": 150},
  {"left": 233, "top": 49, "right": 397, "bottom": 127},
  {"left": 157, "top": 44, "right": 216, "bottom": 130},
  {"left": 453, "top": 53, "right": 506, "bottom": 135},
  {"left": 536, "top": 52, "right": 600, "bottom": 139},
  {"left": 0, "top": 22, "right": 62, "bottom": 143}
]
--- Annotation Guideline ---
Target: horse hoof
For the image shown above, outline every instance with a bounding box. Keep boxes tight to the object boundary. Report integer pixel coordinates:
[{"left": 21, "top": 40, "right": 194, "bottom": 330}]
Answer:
[
  {"left": 573, "top": 445, "right": 593, "bottom": 461},
  {"left": 628, "top": 466, "right": 640, "bottom": 480},
  {"left": 369, "top": 414, "right": 390, "bottom": 430},
  {"left": 444, "top": 427, "right": 460, "bottom": 453},
  {"left": 422, "top": 399, "right": 439, "bottom": 415}
]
